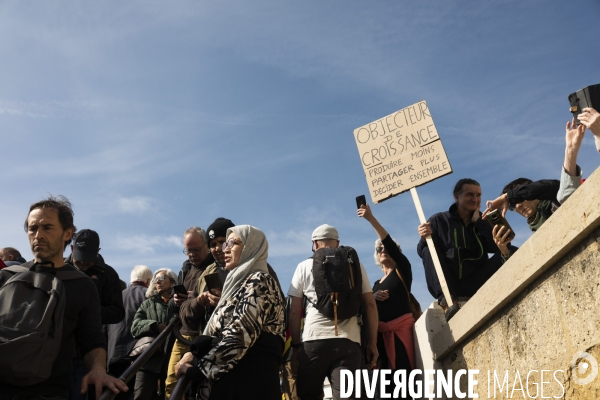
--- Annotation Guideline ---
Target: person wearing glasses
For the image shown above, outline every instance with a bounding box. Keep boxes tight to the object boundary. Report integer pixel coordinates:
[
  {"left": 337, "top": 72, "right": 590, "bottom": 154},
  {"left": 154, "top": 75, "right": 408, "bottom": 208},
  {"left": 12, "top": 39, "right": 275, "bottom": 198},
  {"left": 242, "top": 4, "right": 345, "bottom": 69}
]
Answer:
[
  {"left": 131, "top": 268, "right": 178, "bottom": 400},
  {"left": 166, "top": 219, "right": 234, "bottom": 397},
  {"left": 164, "top": 226, "right": 214, "bottom": 399},
  {"left": 176, "top": 225, "right": 285, "bottom": 400},
  {"left": 357, "top": 203, "right": 415, "bottom": 395}
]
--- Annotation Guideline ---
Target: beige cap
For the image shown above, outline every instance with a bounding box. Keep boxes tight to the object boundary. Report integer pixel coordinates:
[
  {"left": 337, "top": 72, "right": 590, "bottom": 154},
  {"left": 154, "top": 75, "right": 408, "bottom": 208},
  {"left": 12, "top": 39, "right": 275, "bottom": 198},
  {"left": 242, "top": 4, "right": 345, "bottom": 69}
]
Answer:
[{"left": 311, "top": 224, "right": 339, "bottom": 241}]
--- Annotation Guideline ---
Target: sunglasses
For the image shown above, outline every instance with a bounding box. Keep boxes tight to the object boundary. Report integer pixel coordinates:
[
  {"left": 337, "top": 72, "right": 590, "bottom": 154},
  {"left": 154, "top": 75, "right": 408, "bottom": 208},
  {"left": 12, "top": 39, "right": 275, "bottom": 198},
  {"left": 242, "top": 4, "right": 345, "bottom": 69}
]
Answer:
[
  {"left": 376, "top": 246, "right": 385, "bottom": 253},
  {"left": 154, "top": 275, "right": 168, "bottom": 282}
]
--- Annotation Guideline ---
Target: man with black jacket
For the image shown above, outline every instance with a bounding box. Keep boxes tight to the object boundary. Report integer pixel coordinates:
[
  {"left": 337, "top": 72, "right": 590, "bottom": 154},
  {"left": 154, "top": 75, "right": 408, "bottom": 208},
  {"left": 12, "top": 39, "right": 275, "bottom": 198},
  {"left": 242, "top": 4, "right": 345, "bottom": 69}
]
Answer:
[
  {"left": 66, "top": 229, "right": 125, "bottom": 400},
  {"left": 417, "top": 179, "right": 517, "bottom": 310},
  {"left": 0, "top": 196, "right": 127, "bottom": 400},
  {"left": 67, "top": 230, "right": 125, "bottom": 324}
]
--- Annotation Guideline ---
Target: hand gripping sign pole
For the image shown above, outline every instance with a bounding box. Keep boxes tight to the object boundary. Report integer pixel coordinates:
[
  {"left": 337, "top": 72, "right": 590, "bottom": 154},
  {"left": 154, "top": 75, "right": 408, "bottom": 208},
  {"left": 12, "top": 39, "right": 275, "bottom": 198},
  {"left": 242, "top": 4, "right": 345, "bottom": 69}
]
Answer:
[
  {"left": 353, "top": 100, "right": 454, "bottom": 308},
  {"left": 410, "top": 187, "right": 454, "bottom": 307}
]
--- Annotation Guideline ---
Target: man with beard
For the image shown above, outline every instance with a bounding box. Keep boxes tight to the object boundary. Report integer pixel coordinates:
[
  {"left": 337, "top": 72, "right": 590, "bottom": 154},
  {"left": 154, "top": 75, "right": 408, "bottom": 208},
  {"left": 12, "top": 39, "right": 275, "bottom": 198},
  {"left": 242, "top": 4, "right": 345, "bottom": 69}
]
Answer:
[{"left": 0, "top": 196, "right": 127, "bottom": 399}]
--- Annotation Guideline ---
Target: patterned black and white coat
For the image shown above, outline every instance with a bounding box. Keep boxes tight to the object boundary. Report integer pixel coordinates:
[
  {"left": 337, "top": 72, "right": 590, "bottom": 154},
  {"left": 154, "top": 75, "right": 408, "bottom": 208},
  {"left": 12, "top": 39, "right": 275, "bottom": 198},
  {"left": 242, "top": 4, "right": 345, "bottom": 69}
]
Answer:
[{"left": 197, "top": 271, "right": 285, "bottom": 389}]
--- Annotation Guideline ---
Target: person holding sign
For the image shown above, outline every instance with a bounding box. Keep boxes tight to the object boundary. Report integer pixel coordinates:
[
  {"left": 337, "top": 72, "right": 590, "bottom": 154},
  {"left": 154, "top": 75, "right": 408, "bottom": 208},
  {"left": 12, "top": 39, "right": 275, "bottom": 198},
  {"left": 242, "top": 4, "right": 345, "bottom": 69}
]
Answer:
[
  {"left": 417, "top": 179, "right": 517, "bottom": 312},
  {"left": 357, "top": 204, "right": 415, "bottom": 387}
]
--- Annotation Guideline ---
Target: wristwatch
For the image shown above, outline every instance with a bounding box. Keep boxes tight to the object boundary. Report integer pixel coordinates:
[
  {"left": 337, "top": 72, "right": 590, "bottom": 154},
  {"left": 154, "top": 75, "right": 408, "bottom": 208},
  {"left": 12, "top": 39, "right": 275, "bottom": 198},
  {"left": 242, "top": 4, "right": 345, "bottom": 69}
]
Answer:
[{"left": 291, "top": 342, "right": 302, "bottom": 349}]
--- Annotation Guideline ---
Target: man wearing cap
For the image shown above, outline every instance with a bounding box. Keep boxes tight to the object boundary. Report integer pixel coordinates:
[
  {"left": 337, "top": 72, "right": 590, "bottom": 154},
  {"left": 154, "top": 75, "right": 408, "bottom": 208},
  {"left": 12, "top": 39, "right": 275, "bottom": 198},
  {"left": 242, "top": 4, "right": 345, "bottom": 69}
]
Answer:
[
  {"left": 165, "top": 218, "right": 233, "bottom": 398},
  {"left": 67, "top": 229, "right": 125, "bottom": 325},
  {"left": 287, "top": 224, "right": 379, "bottom": 400},
  {"left": 66, "top": 229, "right": 125, "bottom": 400}
]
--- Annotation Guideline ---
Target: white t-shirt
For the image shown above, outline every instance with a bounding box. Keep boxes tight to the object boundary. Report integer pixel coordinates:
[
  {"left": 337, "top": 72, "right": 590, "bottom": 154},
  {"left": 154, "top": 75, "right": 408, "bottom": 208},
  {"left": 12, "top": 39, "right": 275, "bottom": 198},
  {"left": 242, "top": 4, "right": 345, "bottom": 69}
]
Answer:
[{"left": 287, "top": 257, "right": 372, "bottom": 344}]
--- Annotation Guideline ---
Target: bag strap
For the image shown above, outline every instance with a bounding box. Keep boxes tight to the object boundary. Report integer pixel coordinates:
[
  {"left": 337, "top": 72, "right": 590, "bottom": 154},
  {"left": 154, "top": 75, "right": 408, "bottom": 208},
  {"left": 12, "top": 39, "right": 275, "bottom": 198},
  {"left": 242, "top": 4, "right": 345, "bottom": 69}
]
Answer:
[
  {"left": 3, "top": 263, "right": 88, "bottom": 281},
  {"left": 394, "top": 268, "right": 413, "bottom": 306},
  {"left": 3, "top": 265, "right": 31, "bottom": 274}
]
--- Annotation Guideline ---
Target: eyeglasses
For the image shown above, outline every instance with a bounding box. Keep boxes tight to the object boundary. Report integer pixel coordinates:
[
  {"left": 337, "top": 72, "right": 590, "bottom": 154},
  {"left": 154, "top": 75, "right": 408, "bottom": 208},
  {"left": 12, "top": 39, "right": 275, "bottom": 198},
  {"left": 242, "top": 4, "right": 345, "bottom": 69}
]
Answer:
[
  {"left": 222, "top": 238, "right": 242, "bottom": 251},
  {"left": 183, "top": 246, "right": 204, "bottom": 255},
  {"left": 376, "top": 246, "right": 385, "bottom": 253},
  {"left": 154, "top": 275, "right": 167, "bottom": 282}
]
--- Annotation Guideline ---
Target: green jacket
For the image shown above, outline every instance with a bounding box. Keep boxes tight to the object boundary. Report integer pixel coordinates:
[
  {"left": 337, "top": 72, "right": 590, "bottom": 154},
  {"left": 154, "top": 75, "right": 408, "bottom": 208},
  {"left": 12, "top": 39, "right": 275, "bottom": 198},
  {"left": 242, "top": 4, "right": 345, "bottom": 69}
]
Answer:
[{"left": 131, "top": 294, "right": 173, "bottom": 373}]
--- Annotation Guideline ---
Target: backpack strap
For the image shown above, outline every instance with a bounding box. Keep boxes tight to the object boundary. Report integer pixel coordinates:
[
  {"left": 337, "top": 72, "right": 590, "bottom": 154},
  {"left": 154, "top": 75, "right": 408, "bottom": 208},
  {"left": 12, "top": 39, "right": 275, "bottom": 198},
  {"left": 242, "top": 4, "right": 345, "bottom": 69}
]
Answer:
[
  {"left": 3, "top": 263, "right": 88, "bottom": 281},
  {"left": 2, "top": 265, "right": 31, "bottom": 275}
]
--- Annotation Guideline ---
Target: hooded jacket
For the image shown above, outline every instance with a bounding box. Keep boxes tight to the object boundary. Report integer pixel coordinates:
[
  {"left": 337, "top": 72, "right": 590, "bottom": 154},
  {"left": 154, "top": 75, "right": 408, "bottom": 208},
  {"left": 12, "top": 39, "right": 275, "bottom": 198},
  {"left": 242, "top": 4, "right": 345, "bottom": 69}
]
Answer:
[{"left": 417, "top": 203, "right": 501, "bottom": 280}]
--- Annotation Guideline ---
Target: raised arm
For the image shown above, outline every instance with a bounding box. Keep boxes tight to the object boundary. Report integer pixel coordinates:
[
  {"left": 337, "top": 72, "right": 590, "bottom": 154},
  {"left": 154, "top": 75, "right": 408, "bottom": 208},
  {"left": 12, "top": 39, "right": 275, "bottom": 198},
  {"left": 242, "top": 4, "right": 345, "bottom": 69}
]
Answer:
[{"left": 357, "top": 203, "right": 388, "bottom": 240}]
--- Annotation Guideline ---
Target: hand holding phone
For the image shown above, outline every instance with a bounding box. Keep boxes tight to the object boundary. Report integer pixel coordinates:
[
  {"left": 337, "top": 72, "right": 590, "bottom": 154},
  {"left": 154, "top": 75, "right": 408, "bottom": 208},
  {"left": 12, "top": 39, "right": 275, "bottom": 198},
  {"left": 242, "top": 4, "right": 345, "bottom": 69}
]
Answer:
[
  {"left": 486, "top": 209, "right": 515, "bottom": 242},
  {"left": 356, "top": 195, "right": 367, "bottom": 209},
  {"left": 173, "top": 284, "right": 187, "bottom": 295}
]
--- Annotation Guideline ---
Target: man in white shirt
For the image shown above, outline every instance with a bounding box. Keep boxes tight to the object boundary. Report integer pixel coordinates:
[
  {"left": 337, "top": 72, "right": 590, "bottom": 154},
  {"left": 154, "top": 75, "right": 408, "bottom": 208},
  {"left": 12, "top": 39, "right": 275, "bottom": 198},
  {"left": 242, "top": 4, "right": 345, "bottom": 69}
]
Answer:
[{"left": 288, "top": 224, "right": 378, "bottom": 400}]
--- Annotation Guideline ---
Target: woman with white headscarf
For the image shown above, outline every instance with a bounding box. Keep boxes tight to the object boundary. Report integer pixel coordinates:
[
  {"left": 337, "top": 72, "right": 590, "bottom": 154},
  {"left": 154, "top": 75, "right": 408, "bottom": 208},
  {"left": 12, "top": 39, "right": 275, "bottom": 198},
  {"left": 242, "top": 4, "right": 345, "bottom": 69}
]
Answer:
[{"left": 176, "top": 225, "right": 285, "bottom": 400}]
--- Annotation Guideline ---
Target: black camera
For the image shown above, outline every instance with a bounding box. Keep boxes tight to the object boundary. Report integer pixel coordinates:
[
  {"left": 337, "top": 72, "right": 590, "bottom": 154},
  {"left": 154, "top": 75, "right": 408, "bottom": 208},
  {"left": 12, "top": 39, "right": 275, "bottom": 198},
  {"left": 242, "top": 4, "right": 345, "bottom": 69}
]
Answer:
[{"left": 568, "top": 84, "right": 600, "bottom": 125}]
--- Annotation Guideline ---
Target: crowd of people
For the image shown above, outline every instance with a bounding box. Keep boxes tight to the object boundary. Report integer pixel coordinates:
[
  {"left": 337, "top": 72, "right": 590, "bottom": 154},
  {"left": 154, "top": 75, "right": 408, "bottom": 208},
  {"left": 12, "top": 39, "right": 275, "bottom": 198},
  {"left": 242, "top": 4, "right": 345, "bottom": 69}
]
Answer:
[{"left": 0, "top": 109, "right": 598, "bottom": 400}]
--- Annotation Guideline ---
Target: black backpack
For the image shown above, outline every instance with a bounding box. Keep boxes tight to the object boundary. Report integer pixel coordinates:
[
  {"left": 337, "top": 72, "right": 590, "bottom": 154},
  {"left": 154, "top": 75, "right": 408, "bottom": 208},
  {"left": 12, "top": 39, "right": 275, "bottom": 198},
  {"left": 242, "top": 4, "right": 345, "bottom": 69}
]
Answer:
[
  {"left": 311, "top": 246, "right": 362, "bottom": 335},
  {"left": 0, "top": 261, "right": 88, "bottom": 386}
]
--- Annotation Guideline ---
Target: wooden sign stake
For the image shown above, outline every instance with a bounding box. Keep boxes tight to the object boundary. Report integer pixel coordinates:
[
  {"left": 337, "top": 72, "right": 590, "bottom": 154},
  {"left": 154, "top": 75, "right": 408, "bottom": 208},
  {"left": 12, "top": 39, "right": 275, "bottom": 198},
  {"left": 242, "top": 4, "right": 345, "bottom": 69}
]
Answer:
[{"left": 410, "top": 187, "right": 454, "bottom": 307}]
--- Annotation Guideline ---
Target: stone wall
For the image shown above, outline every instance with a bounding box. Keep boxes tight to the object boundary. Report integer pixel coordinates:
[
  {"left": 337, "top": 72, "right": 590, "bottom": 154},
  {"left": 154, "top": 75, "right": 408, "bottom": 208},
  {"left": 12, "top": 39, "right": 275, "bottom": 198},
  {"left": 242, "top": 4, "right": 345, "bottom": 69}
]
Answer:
[
  {"left": 442, "top": 227, "right": 600, "bottom": 399},
  {"left": 414, "top": 166, "right": 600, "bottom": 400}
]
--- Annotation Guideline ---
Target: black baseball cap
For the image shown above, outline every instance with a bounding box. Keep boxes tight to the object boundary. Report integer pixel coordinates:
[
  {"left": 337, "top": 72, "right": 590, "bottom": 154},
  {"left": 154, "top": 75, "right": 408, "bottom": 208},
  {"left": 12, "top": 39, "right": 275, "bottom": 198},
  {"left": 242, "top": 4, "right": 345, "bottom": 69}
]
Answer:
[{"left": 72, "top": 229, "right": 100, "bottom": 263}]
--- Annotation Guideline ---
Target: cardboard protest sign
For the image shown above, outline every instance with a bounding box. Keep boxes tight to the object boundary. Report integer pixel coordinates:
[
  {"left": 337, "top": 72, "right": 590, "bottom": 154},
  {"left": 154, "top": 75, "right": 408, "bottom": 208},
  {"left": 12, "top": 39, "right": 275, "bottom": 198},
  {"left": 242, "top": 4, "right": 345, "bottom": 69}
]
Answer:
[{"left": 353, "top": 100, "right": 452, "bottom": 204}]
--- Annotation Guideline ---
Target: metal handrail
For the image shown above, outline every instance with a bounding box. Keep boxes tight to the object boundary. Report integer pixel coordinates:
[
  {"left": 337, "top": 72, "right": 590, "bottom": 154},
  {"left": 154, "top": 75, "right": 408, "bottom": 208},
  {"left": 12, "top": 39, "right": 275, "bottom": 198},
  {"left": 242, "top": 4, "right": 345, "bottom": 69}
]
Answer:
[
  {"left": 98, "top": 316, "right": 180, "bottom": 400},
  {"left": 170, "top": 374, "right": 191, "bottom": 400}
]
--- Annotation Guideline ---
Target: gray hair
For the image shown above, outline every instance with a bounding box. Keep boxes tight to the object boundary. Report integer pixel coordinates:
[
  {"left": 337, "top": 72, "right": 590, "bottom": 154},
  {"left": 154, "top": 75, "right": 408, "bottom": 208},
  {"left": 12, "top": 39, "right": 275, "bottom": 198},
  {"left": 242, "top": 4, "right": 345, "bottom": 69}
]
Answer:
[
  {"left": 130, "top": 265, "right": 153, "bottom": 284},
  {"left": 146, "top": 268, "right": 178, "bottom": 298},
  {"left": 373, "top": 238, "right": 401, "bottom": 270},
  {"left": 183, "top": 226, "right": 206, "bottom": 243}
]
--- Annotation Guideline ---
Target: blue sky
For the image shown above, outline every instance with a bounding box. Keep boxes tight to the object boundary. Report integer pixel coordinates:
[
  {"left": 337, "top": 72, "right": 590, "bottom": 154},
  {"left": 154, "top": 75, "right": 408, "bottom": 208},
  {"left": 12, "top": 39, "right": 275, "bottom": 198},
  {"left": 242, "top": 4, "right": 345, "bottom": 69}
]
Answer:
[{"left": 1, "top": 1, "right": 599, "bottom": 308}]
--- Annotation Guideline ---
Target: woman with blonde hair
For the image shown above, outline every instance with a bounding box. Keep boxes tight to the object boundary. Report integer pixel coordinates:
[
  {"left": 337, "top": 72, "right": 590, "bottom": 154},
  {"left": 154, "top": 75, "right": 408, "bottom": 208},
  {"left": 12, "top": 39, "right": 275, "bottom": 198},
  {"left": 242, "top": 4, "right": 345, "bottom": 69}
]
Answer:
[
  {"left": 176, "top": 225, "right": 285, "bottom": 400},
  {"left": 358, "top": 204, "right": 415, "bottom": 398}
]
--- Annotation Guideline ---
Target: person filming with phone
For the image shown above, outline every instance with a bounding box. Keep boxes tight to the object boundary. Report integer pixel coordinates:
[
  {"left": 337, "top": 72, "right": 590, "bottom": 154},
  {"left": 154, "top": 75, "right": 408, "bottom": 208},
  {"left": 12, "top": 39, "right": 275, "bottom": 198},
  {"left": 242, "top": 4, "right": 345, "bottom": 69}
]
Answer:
[
  {"left": 357, "top": 202, "right": 416, "bottom": 398},
  {"left": 483, "top": 118, "right": 588, "bottom": 232}
]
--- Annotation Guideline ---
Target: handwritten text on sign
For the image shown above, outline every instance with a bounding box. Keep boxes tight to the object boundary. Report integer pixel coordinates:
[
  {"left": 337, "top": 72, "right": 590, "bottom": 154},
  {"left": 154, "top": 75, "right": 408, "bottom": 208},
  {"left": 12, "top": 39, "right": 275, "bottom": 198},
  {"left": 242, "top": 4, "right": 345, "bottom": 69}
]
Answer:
[{"left": 353, "top": 100, "right": 452, "bottom": 204}]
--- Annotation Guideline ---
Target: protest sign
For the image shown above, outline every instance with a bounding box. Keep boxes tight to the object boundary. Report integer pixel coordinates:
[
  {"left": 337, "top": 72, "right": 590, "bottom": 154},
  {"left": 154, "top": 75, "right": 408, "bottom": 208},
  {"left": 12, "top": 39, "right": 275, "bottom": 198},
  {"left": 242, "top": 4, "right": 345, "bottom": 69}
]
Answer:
[
  {"left": 353, "top": 100, "right": 456, "bottom": 310},
  {"left": 353, "top": 100, "right": 452, "bottom": 204}
]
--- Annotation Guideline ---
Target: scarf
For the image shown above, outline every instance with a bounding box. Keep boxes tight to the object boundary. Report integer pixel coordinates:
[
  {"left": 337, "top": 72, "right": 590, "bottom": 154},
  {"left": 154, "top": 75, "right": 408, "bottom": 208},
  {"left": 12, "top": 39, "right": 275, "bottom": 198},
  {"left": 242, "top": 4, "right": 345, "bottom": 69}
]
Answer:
[
  {"left": 203, "top": 225, "right": 269, "bottom": 335},
  {"left": 527, "top": 200, "right": 553, "bottom": 232},
  {"left": 377, "top": 313, "right": 415, "bottom": 370}
]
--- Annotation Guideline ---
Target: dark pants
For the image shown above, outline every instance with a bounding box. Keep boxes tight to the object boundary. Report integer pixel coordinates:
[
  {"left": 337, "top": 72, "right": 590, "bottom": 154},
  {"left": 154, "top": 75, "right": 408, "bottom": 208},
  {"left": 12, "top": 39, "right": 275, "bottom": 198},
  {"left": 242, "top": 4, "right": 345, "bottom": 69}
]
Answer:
[
  {"left": 108, "top": 361, "right": 135, "bottom": 400},
  {"left": 297, "top": 338, "right": 362, "bottom": 400},
  {"left": 421, "top": 248, "right": 508, "bottom": 300},
  {"left": 133, "top": 370, "right": 160, "bottom": 400},
  {"left": 68, "top": 358, "right": 89, "bottom": 400}
]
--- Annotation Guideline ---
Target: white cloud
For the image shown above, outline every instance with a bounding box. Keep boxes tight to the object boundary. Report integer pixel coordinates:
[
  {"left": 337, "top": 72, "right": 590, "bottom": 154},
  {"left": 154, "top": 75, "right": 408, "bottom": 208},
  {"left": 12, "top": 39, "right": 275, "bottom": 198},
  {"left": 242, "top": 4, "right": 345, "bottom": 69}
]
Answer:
[
  {"left": 115, "top": 234, "right": 182, "bottom": 254},
  {"left": 117, "top": 196, "right": 157, "bottom": 215}
]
